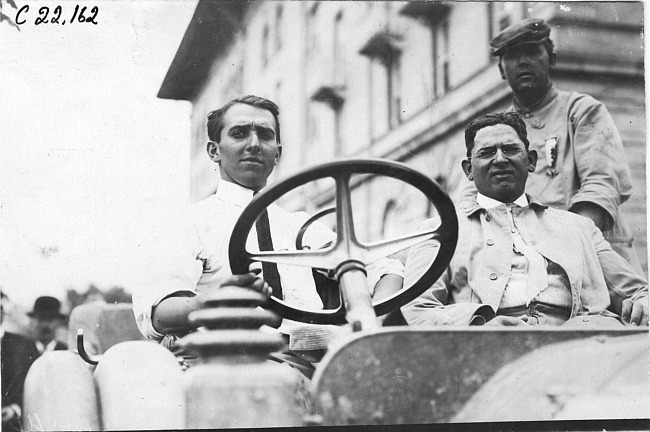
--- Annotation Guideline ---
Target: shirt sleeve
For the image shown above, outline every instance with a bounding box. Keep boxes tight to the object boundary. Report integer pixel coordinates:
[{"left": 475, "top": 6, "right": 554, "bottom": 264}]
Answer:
[
  {"left": 589, "top": 218, "right": 648, "bottom": 304},
  {"left": 365, "top": 257, "right": 404, "bottom": 296},
  {"left": 568, "top": 95, "right": 633, "bottom": 221},
  {"left": 400, "top": 218, "right": 488, "bottom": 326},
  {"left": 132, "top": 218, "right": 203, "bottom": 341}
]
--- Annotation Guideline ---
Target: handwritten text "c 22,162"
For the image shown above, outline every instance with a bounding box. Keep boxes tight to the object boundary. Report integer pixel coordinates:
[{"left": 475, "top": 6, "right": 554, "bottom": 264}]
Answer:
[{"left": 15, "top": 5, "right": 98, "bottom": 26}]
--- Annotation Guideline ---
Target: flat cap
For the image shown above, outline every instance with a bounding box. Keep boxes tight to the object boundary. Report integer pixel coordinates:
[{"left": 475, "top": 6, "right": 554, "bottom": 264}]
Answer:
[{"left": 490, "top": 18, "right": 551, "bottom": 56}]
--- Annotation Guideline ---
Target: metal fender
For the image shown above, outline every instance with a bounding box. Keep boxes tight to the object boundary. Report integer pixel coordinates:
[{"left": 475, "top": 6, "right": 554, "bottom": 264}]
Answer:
[
  {"left": 94, "top": 341, "right": 185, "bottom": 430},
  {"left": 23, "top": 350, "right": 100, "bottom": 431}
]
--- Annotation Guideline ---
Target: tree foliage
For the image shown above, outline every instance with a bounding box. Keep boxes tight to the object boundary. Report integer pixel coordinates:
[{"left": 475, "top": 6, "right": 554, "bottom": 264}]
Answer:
[
  {"left": 65, "top": 284, "right": 133, "bottom": 311},
  {"left": 0, "top": 0, "right": 20, "bottom": 31}
]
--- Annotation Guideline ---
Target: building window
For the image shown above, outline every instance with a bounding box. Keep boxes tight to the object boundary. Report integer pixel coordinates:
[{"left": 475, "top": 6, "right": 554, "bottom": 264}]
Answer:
[
  {"left": 398, "top": 2, "right": 452, "bottom": 99},
  {"left": 388, "top": 57, "right": 402, "bottom": 128},
  {"left": 359, "top": 31, "right": 402, "bottom": 135},
  {"left": 307, "top": 104, "right": 318, "bottom": 143},
  {"left": 333, "top": 11, "right": 344, "bottom": 79},
  {"left": 434, "top": 18, "right": 450, "bottom": 96},
  {"left": 333, "top": 11, "right": 345, "bottom": 154},
  {"left": 307, "top": 3, "right": 319, "bottom": 57},
  {"left": 490, "top": 2, "right": 523, "bottom": 38},
  {"left": 262, "top": 24, "right": 269, "bottom": 68},
  {"left": 274, "top": 5, "right": 283, "bottom": 52}
]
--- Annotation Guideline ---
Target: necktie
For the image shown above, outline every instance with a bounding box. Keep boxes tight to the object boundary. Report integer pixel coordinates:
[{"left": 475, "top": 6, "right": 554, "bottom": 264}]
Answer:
[
  {"left": 506, "top": 204, "right": 548, "bottom": 303},
  {"left": 255, "top": 208, "right": 283, "bottom": 299}
]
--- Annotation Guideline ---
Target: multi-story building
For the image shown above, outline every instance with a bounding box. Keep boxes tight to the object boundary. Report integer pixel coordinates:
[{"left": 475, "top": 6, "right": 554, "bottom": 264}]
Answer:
[{"left": 158, "top": 1, "right": 646, "bottom": 273}]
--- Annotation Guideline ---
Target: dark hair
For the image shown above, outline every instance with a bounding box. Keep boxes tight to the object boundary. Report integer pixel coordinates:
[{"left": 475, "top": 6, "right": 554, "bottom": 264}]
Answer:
[
  {"left": 206, "top": 95, "right": 281, "bottom": 144},
  {"left": 464, "top": 112, "right": 530, "bottom": 157}
]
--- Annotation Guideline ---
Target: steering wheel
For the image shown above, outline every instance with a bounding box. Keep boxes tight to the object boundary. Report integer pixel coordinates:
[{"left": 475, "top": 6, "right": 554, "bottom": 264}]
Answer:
[
  {"left": 295, "top": 206, "right": 336, "bottom": 250},
  {"left": 229, "top": 159, "right": 457, "bottom": 325}
]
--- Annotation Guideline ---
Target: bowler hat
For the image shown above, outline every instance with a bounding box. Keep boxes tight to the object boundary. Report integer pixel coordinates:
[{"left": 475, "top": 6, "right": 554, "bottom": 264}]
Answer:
[
  {"left": 27, "top": 296, "right": 66, "bottom": 319},
  {"left": 490, "top": 18, "right": 551, "bottom": 57}
]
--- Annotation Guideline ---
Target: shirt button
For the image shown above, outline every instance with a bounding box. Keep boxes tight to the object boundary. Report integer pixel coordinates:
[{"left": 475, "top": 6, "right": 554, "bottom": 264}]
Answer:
[
  {"left": 486, "top": 239, "right": 494, "bottom": 246},
  {"left": 489, "top": 273, "right": 498, "bottom": 280}
]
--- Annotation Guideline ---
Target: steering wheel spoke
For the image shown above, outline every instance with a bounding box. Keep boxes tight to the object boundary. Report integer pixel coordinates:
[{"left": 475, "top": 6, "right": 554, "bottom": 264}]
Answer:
[
  {"left": 363, "top": 227, "right": 442, "bottom": 264},
  {"left": 333, "top": 173, "right": 360, "bottom": 250},
  {"left": 248, "top": 249, "right": 337, "bottom": 271}
]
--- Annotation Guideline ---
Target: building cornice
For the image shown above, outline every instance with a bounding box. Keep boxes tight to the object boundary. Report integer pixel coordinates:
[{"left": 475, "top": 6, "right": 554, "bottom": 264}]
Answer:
[{"left": 157, "top": 1, "right": 250, "bottom": 101}]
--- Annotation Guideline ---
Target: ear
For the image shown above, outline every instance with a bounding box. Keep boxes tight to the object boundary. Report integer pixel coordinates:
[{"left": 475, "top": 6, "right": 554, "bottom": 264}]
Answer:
[
  {"left": 527, "top": 149, "right": 538, "bottom": 172},
  {"left": 461, "top": 159, "right": 473, "bottom": 181},
  {"left": 274, "top": 144, "right": 282, "bottom": 166},
  {"left": 549, "top": 52, "right": 557, "bottom": 68},
  {"left": 498, "top": 59, "right": 506, "bottom": 80},
  {"left": 206, "top": 141, "right": 220, "bottom": 164}
]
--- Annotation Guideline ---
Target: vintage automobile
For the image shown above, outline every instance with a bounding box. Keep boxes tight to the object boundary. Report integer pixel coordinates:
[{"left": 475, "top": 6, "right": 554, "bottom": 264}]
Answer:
[{"left": 22, "top": 160, "right": 649, "bottom": 430}]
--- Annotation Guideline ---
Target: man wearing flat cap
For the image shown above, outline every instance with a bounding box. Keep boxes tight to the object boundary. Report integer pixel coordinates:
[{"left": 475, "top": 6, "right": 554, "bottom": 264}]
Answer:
[
  {"left": 461, "top": 18, "right": 643, "bottom": 317},
  {"left": 28, "top": 296, "right": 68, "bottom": 353}
]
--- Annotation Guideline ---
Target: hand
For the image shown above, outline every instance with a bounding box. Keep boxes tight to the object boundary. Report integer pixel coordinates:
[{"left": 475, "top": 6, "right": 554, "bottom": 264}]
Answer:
[
  {"left": 153, "top": 269, "right": 272, "bottom": 335},
  {"left": 219, "top": 267, "right": 272, "bottom": 298},
  {"left": 2, "top": 406, "right": 17, "bottom": 422},
  {"left": 621, "top": 298, "right": 649, "bottom": 326},
  {"left": 485, "top": 315, "right": 530, "bottom": 326}
]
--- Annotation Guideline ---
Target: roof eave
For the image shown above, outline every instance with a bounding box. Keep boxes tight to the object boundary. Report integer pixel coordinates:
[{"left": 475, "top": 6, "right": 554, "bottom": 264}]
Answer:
[{"left": 157, "top": 1, "right": 249, "bottom": 101}]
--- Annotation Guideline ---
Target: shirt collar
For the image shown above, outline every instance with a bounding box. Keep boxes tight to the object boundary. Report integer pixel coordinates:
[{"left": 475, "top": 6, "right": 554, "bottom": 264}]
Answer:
[
  {"left": 215, "top": 179, "right": 256, "bottom": 208},
  {"left": 476, "top": 192, "right": 529, "bottom": 209},
  {"left": 463, "top": 193, "right": 546, "bottom": 217}
]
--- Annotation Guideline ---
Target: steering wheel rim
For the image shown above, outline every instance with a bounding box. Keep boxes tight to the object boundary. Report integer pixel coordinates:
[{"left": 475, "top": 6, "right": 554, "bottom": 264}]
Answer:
[
  {"left": 295, "top": 206, "right": 336, "bottom": 250},
  {"left": 229, "top": 158, "right": 458, "bottom": 325}
]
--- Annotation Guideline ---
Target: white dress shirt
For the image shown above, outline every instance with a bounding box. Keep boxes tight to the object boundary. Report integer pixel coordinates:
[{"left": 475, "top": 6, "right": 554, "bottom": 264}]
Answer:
[
  {"left": 476, "top": 193, "right": 571, "bottom": 315},
  {"left": 133, "top": 180, "right": 403, "bottom": 340}
]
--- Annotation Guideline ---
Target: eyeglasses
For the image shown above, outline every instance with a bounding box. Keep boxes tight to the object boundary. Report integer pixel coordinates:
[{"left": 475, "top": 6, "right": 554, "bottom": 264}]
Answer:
[{"left": 469, "top": 145, "right": 525, "bottom": 160}]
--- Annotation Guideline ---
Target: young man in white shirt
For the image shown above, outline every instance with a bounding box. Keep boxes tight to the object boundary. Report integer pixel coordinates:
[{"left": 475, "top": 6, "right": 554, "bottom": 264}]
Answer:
[{"left": 133, "top": 95, "right": 403, "bottom": 351}]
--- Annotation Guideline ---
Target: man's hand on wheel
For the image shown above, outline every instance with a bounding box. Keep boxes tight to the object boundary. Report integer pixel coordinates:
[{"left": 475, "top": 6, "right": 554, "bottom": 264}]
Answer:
[{"left": 220, "top": 267, "right": 272, "bottom": 298}]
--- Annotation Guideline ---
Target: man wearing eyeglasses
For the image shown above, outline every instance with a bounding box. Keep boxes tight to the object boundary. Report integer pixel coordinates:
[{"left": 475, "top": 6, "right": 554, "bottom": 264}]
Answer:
[
  {"left": 461, "top": 19, "right": 643, "bottom": 297},
  {"left": 402, "top": 112, "right": 648, "bottom": 327}
]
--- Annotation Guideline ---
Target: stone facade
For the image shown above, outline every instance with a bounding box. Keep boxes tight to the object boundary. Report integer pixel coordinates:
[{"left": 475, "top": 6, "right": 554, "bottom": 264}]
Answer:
[{"left": 159, "top": 1, "right": 646, "bottom": 274}]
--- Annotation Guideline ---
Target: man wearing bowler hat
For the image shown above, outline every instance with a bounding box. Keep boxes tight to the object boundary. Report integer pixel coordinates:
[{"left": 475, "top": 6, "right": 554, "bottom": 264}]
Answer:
[
  {"left": 461, "top": 18, "right": 643, "bottom": 315},
  {"left": 27, "top": 296, "right": 68, "bottom": 353}
]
